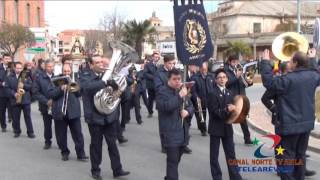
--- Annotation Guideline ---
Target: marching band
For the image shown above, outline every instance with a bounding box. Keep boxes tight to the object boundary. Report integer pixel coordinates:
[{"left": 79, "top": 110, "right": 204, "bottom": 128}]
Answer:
[
  {"left": 1, "top": 2, "right": 320, "bottom": 180},
  {"left": 0, "top": 36, "right": 319, "bottom": 180}
]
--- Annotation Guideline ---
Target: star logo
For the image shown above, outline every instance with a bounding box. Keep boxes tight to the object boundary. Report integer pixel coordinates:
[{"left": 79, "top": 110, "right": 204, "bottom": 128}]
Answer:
[
  {"left": 252, "top": 137, "right": 260, "bottom": 146},
  {"left": 276, "top": 146, "right": 285, "bottom": 155}
]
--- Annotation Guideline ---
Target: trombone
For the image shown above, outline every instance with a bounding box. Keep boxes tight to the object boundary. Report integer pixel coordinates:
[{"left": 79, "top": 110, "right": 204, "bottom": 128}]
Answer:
[{"left": 61, "top": 72, "right": 80, "bottom": 116}]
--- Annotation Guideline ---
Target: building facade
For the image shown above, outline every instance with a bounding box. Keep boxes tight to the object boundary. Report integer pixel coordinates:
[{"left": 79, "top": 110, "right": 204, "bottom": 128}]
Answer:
[
  {"left": 0, "top": 0, "right": 45, "bottom": 62},
  {"left": 207, "top": 0, "right": 320, "bottom": 60}
]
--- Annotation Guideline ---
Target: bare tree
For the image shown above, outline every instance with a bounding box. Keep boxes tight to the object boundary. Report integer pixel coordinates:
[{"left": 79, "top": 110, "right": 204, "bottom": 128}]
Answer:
[
  {"left": 0, "top": 22, "right": 35, "bottom": 58},
  {"left": 84, "top": 30, "right": 105, "bottom": 54},
  {"left": 99, "top": 8, "right": 126, "bottom": 41}
]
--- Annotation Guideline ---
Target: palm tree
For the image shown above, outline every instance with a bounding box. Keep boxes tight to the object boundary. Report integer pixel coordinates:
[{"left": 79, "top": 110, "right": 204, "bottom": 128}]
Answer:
[
  {"left": 224, "top": 40, "right": 252, "bottom": 60},
  {"left": 122, "top": 19, "right": 156, "bottom": 58}
]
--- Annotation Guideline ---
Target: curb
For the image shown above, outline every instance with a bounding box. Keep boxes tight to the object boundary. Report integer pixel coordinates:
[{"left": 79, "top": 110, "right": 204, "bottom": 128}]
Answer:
[{"left": 247, "top": 110, "right": 320, "bottom": 154}]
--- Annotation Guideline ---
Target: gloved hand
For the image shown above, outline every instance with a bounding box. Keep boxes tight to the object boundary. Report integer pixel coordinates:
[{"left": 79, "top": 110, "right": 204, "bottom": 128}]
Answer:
[{"left": 106, "top": 80, "right": 119, "bottom": 90}]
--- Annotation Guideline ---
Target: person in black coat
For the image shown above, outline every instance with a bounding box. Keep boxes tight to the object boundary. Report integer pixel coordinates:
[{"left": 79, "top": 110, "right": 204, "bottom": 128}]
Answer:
[
  {"left": 5, "top": 62, "right": 35, "bottom": 138},
  {"left": 261, "top": 49, "right": 320, "bottom": 180},
  {"left": 224, "top": 55, "right": 253, "bottom": 144},
  {"left": 0, "top": 53, "right": 13, "bottom": 132},
  {"left": 154, "top": 55, "right": 175, "bottom": 91},
  {"left": 48, "top": 64, "right": 88, "bottom": 161},
  {"left": 128, "top": 66, "right": 143, "bottom": 125},
  {"left": 156, "top": 69, "right": 194, "bottom": 180},
  {"left": 191, "top": 61, "right": 214, "bottom": 136},
  {"left": 135, "top": 64, "right": 148, "bottom": 109},
  {"left": 208, "top": 69, "right": 242, "bottom": 180},
  {"left": 79, "top": 55, "right": 129, "bottom": 180},
  {"left": 144, "top": 51, "right": 160, "bottom": 117},
  {"left": 32, "top": 60, "right": 55, "bottom": 149},
  {"left": 154, "top": 55, "right": 177, "bottom": 153}
]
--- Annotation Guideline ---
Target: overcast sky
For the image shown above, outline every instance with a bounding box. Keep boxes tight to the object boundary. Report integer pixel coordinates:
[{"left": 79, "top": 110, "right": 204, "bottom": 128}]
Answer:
[{"left": 45, "top": 1, "right": 220, "bottom": 34}]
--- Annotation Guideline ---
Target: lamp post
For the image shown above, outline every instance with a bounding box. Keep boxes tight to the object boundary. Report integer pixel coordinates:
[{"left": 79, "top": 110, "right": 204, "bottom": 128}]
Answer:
[
  {"left": 297, "top": 0, "right": 301, "bottom": 33},
  {"left": 248, "top": 32, "right": 259, "bottom": 60}
]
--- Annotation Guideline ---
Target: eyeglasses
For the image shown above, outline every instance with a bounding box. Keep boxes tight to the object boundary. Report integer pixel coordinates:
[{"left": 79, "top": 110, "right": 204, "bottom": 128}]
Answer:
[{"left": 216, "top": 76, "right": 227, "bottom": 79}]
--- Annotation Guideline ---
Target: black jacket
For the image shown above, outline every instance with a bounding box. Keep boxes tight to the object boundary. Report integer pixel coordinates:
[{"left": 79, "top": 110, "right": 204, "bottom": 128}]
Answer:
[
  {"left": 47, "top": 80, "right": 81, "bottom": 121},
  {"left": 143, "top": 62, "right": 157, "bottom": 90},
  {"left": 79, "top": 70, "right": 120, "bottom": 125},
  {"left": 224, "top": 64, "right": 251, "bottom": 95},
  {"left": 154, "top": 65, "right": 169, "bottom": 91},
  {"left": 135, "top": 70, "right": 146, "bottom": 94},
  {"left": 261, "top": 60, "right": 320, "bottom": 135},
  {"left": 5, "top": 73, "right": 33, "bottom": 106},
  {"left": 208, "top": 85, "right": 234, "bottom": 137},
  {"left": 156, "top": 85, "right": 194, "bottom": 147},
  {"left": 0, "top": 64, "right": 10, "bottom": 98},
  {"left": 191, "top": 72, "right": 214, "bottom": 106},
  {"left": 32, "top": 72, "right": 53, "bottom": 113}
]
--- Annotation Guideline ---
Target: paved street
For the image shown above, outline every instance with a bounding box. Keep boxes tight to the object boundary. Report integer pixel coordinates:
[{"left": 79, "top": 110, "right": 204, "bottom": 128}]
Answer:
[{"left": 1, "top": 84, "right": 320, "bottom": 180}]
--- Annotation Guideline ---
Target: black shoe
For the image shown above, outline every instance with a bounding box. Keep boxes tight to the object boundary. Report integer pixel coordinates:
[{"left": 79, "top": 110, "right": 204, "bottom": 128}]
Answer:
[
  {"left": 14, "top": 133, "right": 20, "bottom": 138},
  {"left": 305, "top": 169, "right": 316, "bottom": 176},
  {"left": 113, "top": 169, "right": 130, "bottom": 178},
  {"left": 201, "top": 131, "right": 207, "bottom": 136},
  {"left": 183, "top": 146, "right": 192, "bottom": 154},
  {"left": 61, "top": 154, "right": 69, "bottom": 161},
  {"left": 147, "top": 114, "right": 153, "bottom": 118},
  {"left": 91, "top": 173, "right": 102, "bottom": 180},
  {"left": 306, "top": 154, "right": 310, "bottom": 158},
  {"left": 1, "top": 128, "right": 6, "bottom": 133},
  {"left": 77, "top": 155, "right": 89, "bottom": 162},
  {"left": 245, "top": 140, "right": 253, "bottom": 145},
  {"left": 8, "top": 118, "right": 12, "bottom": 123},
  {"left": 118, "top": 137, "right": 128, "bottom": 144},
  {"left": 43, "top": 144, "right": 51, "bottom": 150},
  {"left": 137, "top": 120, "right": 143, "bottom": 125},
  {"left": 28, "top": 133, "right": 35, "bottom": 139},
  {"left": 161, "top": 147, "right": 167, "bottom": 154}
]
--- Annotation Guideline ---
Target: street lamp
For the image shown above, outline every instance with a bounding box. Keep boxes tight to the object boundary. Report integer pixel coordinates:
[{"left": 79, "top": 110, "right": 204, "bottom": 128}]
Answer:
[
  {"left": 297, "top": 0, "right": 301, "bottom": 33},
  {"left": 248, "top": 32, "right": 259, "bottom": 60}
]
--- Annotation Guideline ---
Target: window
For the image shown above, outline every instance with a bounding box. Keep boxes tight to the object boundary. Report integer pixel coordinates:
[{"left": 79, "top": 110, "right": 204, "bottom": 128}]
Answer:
[
  {"left": 1, "top": 0, "right": 5, "bottom": 21},
  {"left": 37, "top": 7, "right": 41, "bottom": 27},
  {"left": 26, "top": 3, "right": 30, "bottom": 26},
  {"left": 253, "top": 23, "right": 261, "bottom": 33},
  {"left": 14, "top": 0, "right": 19, "bottom": 24}
]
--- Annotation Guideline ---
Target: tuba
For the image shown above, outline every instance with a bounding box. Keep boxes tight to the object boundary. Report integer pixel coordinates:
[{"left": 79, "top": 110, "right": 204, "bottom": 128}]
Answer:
[
  {"left": 272, "top": 32, "right": 309, "bottom": 61},
  {"left": 93, "top": 41, "right": 139, "bottom": 115}
]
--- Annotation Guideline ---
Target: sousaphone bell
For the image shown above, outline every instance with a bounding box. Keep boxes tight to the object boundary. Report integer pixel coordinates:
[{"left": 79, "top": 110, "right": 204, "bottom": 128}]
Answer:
[{"left": 272, "top": 32, "right": 309, "bottom": 61}]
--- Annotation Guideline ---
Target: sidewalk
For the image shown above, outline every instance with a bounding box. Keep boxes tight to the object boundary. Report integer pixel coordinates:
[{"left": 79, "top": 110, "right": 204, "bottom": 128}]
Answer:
[{"left": 248, "top": 102, "right": 320, "bottom": 153}]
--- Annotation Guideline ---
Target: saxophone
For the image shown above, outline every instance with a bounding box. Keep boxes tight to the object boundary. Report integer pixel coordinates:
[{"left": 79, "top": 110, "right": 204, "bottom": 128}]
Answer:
[
  {"left": 16, "top": 70, "right": 27, "bottom": 104},
  {"left": 130, "top": 69, "right": 137, "bottom": 94}
]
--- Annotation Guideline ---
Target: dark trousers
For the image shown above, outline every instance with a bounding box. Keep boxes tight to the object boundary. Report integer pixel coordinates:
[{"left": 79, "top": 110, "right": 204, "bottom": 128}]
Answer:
[
  {"left": 41, "top": 112, "right": 53, "bottom": 145},
  {"left": 54, "top": 117, "right": 85, "bottom": 157},
  {"left": 88, "top": 123, "right": 122, "bottom": 174},
  {"left": 138, "top": 90, "right": 148, "bottom": 109},
  {"left": 0, "top": 97, "right": 9, "bottom": 129},
  {"left": 120, "top": 101, "right": 130, "bottom": 129},
  {"left": 131, "top": 94, "right": 142, "bottom": 123},
  {"left": 240, "top": 121, "right": 251, "bottom": 142},
  {"left": 12, "top": 104, "right": 34, "bottom": 135},
  {"left": 165, "top": 146, "right": 184, "bottom": 180},
  {"left": 147, "top": 88, "right": 156, "bottom": 115},
  {"left": 194, "top": 103, "right": 207, "bottom": 133},
  {"left": 278, "top": 132, "right": 310, "bottom": 180},
  {"left": 210, "top": 135, "right": 242, "bottom": 180}
]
